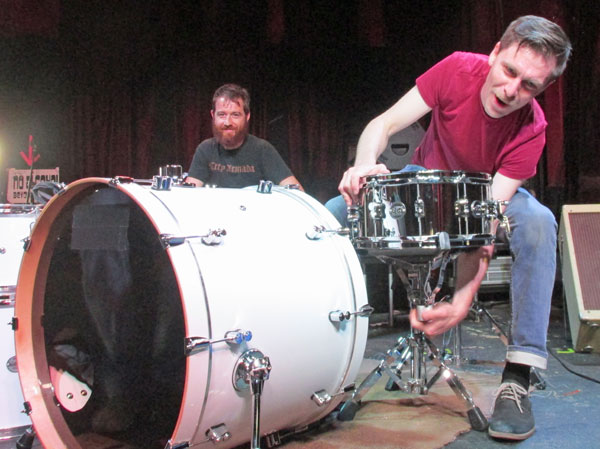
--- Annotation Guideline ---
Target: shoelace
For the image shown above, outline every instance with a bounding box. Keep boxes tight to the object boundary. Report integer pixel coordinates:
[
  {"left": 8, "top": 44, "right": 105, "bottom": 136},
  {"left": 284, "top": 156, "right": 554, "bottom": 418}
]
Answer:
[{"left": 492, "top": 382, "right": 528, "bottom": 414}]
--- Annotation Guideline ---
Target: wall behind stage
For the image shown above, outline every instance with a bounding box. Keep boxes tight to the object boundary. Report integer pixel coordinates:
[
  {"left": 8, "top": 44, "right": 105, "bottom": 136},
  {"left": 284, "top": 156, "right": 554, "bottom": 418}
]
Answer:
[{"left": 1, "top": 0, "right": 599, "bottom": 208}]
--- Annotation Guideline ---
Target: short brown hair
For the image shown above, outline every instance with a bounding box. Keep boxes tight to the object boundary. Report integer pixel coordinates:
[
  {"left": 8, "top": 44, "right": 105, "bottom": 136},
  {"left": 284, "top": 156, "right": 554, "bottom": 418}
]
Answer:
[
  {"left": 212, "top": 84, "right": 251, "bottom": 114},
  {"left": 499, "top": 15, "right": 572, "bottom": 80}
]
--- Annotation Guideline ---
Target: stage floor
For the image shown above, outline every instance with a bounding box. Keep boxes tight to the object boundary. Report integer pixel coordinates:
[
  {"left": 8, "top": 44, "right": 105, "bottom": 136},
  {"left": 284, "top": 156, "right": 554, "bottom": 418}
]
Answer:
[{"left": 2, "top": 295, "right": 599, "bottom": 449}]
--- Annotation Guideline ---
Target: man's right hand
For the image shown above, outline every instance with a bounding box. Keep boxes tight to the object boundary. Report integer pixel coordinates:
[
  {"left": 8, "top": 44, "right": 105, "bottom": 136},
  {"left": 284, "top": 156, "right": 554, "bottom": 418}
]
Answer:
[{"left": 338, "top": 163, "right": 390, "bottom": 206}]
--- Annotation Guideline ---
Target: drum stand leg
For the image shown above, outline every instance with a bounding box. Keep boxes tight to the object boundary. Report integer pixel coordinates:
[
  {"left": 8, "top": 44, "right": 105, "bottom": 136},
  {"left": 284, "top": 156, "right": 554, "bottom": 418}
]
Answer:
[
  {"left": 338, "top": 255, "right": 488, "bottom": 431},
  {"left": 16, "top": 426, "right": 36, "bottom": 449}
]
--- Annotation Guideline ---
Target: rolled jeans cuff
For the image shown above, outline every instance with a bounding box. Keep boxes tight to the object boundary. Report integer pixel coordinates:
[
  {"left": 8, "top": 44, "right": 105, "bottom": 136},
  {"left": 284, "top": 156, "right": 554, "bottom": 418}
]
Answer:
[{"left": 506, "top": 347, "right": 547, "bottom": 370}]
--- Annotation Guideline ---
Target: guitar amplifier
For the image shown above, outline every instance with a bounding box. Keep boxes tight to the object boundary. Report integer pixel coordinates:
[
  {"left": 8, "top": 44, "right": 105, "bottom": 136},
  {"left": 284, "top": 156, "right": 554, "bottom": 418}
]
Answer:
[{"left": 559, "top": 204, "right": 600, "bottom": 352}]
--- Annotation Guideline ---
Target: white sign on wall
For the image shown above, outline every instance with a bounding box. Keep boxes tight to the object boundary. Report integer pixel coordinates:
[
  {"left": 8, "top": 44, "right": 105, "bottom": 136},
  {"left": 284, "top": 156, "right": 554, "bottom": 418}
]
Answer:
[{"left": 6, "top": 168, "right": 60, "bottom": 203}]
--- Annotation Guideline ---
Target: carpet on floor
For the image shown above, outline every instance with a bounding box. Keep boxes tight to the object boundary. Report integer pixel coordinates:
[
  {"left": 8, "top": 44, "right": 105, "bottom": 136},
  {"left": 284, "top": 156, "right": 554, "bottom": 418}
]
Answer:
[{"left": 279, "top": 358, "right": 499, "bottom": 449}]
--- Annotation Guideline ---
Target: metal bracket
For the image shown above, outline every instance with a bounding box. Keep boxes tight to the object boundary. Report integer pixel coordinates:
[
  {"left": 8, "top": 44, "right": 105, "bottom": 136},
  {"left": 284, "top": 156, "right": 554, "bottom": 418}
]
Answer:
[
  {"left": 232, "top": 349, "right": 272, "bottom": 449},
  {"left": 205, "top": 423, "right": 231, "bottom": 444},
  {"left": 257, "top": 180, "right": 273, "bottom": 193},
  {"left": 329, "top": 304, "right": 374, "bottom": 323},
  {"left": 185, "top": 329, "right": 253, "bottom": 356},
  {"left": 305, "top": 225, "right": 350, "bottom": 240},
  {"left": 160, "top": 229, "right": 227, "bottom": 248}
]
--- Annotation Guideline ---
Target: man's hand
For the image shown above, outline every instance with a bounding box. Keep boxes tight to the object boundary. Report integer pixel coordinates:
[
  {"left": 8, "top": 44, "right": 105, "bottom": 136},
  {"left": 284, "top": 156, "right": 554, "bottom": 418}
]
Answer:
[
  {"left": 409, "top": 294, "right": 471, "bottom": 336},
  {"left": 338, "top": 163, "right": 390, "bottom": 206},
  {"left": 408, "top": 245, "right": 493, "bottom": 336}
]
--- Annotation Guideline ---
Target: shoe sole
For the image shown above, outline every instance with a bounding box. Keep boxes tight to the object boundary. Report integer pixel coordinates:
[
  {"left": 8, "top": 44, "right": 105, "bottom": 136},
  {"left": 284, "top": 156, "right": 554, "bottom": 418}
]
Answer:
[{"left": 488, "top": 426, "right": 535, "bottom": 441}]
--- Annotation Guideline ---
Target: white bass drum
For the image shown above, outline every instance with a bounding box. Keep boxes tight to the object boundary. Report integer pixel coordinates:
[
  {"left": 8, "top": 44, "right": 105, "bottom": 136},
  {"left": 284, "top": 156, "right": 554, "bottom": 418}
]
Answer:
[{"left": 14, "top": 178, "right": 368, "bottom": 449}]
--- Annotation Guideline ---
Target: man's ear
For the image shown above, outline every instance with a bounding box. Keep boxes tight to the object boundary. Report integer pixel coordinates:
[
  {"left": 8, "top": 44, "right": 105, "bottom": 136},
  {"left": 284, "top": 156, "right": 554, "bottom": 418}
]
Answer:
[
  {"left": 246, "top": 112, "right": 251, "bottom": 121},
  {"left": 488, "top": 42, "right": 502, "bottom": 66},
  {"left": 211, "top": 110, "right": 215, "bottom": 119}
]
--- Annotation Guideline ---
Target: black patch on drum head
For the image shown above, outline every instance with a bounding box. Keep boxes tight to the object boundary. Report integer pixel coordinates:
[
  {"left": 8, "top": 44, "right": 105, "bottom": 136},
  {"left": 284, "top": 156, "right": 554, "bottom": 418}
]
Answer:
[{"left": 71, "top": 205, "right": 130, "bottom": 251}]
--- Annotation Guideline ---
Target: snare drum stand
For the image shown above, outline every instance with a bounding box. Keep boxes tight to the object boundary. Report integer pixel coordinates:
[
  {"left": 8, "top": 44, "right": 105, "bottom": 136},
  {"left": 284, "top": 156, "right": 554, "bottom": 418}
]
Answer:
[{"left": 338, "top": 248, "right": 488, "bottom": 431}]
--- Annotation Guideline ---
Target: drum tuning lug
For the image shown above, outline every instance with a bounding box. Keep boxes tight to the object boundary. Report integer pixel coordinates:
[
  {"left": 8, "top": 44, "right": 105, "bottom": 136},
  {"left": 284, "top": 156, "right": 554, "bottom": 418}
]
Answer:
[
  {"left": 185, "top": 329, "right": 252, "bottom": 355},
  {"left": 329, "top": 310, "right": 350, "bottom": 322},
  {"left": 22, "top": 236, "right": 32, "bottom": 251},
  {"left": 201, "top": 228, "right": 226, "bottom": 246},
  {"left": 152, "top": 175, "right": 173, "bottom": 191},
  {"left": 109, "top": 176, "right": 134, "bottom": 186},
  {"left": 159, "top": 234, "right": 185, "bottom": 248},
  {"left": 257, "top": 180, "right": 273, "bottom": 194},
  {"left": 368, "top": 202, "right": 386, "bottom": 220},
  {"left": 356, "top": 304, "right": 375, "bottom": 317},
  {"left": 337, "top": 227, "right": 351, "bottom": 236},
  {"left": 329, "top": 304, "right": 374, "bottom": 322},
  {"left": 346, "top": 205, "right": 361, "bottom": 222},
  {"left": 306, "top": 225, "right": 350, "bottom": 240},
  {"left": 313, "top": 383, "right": 357, "bottom": 406},
  {"left": 184, "top": 337, "right": 211, "bottom": 355},
  {"left": 204, "top": 424, "right": 231, "bottom": 444},
  {"left": 414, "top": 198, "right": 426, "bottom": 218},
  {"left": 265, "top": 431, "right": 282, "bottom": 447},
  {"left": 159, "top": 229, "right": 227, "bottom": 248},
  {"left": 224, "top": 329, "right": 253, "bottom": 345},
  {"left": 311, "top": 390, "right": 332, "bottom": 406},
  {"left": 454, "top": 198, "right": 470, "bottom": 218}
]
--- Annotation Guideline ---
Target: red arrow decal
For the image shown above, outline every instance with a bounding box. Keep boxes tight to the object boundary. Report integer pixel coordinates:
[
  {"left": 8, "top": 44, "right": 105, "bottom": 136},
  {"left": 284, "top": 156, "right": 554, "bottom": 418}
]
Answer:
[{"left": 20, "top": 135, "right": 41, "bottom": 167}]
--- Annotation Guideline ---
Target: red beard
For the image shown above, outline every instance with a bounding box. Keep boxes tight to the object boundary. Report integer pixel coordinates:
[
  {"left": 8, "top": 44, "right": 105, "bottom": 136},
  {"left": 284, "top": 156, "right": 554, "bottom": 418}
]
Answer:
[{"left": 213, "top": 123, "right": 249, "bottom": 149}]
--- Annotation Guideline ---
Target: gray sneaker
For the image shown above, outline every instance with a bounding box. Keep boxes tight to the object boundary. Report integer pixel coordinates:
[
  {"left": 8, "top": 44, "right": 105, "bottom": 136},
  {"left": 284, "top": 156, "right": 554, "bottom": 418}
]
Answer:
[{"left": 488, "top": 382, "right": 535, "bottom": 440}]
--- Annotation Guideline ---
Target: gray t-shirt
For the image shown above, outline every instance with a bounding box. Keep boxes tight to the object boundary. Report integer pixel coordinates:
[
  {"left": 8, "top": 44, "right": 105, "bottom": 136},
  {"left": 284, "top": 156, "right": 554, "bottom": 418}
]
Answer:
[{"left": 188, "top": 134, "right": 293, "bottom": 188}]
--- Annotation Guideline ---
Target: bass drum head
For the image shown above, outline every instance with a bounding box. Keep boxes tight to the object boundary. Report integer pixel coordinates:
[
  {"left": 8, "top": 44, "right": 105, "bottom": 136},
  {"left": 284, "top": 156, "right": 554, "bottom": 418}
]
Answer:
[
  {"left": 15, "top": 178, "right": 368, "bottom": 449},
  {"left": 15, "top": 179, "right": 186, "bottom": 449}
]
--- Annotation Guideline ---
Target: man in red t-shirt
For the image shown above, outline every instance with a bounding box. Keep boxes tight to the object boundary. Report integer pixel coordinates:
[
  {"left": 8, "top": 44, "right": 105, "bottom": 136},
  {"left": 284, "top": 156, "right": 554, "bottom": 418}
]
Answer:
[{"left": 331, "top": 15, "right": 571, "bottom": 441}]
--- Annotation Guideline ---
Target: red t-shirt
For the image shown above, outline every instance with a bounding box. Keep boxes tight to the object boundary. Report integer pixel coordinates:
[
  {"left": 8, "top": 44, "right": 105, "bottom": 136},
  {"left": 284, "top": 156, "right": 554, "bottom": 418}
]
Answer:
[{"left": 412, "top": 51, "right": 547, "bottom": 180}]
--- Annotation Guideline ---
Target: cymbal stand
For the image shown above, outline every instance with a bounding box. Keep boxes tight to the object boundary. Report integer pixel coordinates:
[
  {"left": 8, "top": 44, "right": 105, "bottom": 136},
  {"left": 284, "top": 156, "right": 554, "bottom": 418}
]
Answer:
[{"left": 338, "top": 251, "right": 488, "bottom": 431}]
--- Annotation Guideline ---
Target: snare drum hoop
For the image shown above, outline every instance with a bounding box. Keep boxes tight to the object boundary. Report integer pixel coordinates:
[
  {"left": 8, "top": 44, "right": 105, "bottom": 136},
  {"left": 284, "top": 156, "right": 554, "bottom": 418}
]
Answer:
[{"left": 364, "top": 170, "right": 492, "bottom": 187}]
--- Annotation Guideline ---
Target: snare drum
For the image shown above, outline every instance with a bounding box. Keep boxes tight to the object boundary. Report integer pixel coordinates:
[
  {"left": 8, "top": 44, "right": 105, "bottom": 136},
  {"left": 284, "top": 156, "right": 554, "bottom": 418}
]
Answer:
[
  {"left": 15, "top": 178, "right": 368, "bottom": 449},
  {"left": 353, "top": 170, "right": 496, "bottom": 255},
  {"left": 1, "top": 204, "right": 39, "bottom": 435}
]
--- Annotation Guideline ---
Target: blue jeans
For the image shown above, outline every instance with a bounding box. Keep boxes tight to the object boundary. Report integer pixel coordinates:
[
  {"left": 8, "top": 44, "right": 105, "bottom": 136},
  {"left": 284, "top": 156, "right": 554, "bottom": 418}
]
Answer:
[{"left": 325, "top": 170, "right": 556, "bottom": 369}]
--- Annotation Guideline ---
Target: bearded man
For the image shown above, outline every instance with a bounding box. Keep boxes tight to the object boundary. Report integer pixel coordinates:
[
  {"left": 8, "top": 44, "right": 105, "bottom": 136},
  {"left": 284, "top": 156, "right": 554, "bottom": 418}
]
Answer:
[{"left": 187, "top": 83, "right": 302, "bottom": 189}]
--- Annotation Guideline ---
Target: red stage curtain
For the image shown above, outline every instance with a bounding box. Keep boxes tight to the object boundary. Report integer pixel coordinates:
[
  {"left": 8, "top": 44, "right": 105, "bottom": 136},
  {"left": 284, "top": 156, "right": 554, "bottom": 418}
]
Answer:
[{"left": 0, "top": 0, "right": 60, "bottom": 37}]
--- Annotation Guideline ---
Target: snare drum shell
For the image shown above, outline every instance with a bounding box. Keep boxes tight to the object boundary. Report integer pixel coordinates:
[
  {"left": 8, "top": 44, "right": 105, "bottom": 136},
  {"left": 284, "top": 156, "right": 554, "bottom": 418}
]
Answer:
[
  {"left": 359, "top": 170, "right": 493, "bottom": 250},
  {"left": 14, "top": 179, "right": 368, "bottom": 449}
]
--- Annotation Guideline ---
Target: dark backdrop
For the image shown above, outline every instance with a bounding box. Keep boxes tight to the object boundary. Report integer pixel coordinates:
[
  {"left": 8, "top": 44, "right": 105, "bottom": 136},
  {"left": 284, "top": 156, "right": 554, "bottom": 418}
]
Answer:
[{"left": 1, "top": 0, "right": 598, "bottom": 209}]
